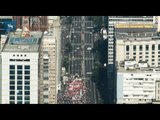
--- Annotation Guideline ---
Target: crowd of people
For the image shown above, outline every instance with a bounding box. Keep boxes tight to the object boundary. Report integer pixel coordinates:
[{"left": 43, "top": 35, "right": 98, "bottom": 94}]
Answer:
[{"left": 57, "top": 76, "right": 91, "bottom": 104}]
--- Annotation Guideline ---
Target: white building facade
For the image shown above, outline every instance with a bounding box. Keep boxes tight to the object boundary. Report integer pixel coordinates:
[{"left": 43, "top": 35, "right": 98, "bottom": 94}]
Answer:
[
  {"left": 117, "top": 69, "right": 160, "bottom": 104},
  {"left": 1, "top": 52, "right": 39, "bottom": 104},
  {"left": 1, "top": 32, "right": 42, "bottom": 104},
  {"left": 116, "top": 37, "right": 160, "bottom": 67}
]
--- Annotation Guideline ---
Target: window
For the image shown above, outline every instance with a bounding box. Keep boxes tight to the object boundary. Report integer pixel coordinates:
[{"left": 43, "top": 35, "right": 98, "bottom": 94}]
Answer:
[
  {"left": 152, "top": 55, "right": 155, "bottom": 58},
  {"left": 17, "top": 101, "right": 23, "bottom": 104},
  {"left": 10, "top": 101, "right": 15, "bottom": 104},
  {"left": 10, "top": 96, "right": 15, "bottom": 100},
  {"left": 25, "top": 96, "right": 30, "bottom": 100},
  {"left": 25, "top": 86, "right": 30, "bottom": 90},
  {"left": 152, "top": 52, "right": 155, "bottom": 54},
  {"left": 10, "top": 91, "right": 15, "bottom": 95},
  {"left": 10, "top": 76, "right": 15, "bottom": 80},
  {"left": 25, "top": 71, "right": 30, "bottom": 74},
  {"left": 139, "top": 45, "right": 142, "bottom": 51},
  {"left": 126, "top": 45, "right": 129, "bottom": 51},
  {"left": 21, "top": 55, "right": 23, "bottom": 57},
  {"left": 10, "top": 65, "right": 15, "bottom": 69},
  {"left": 152, "top": 63, "right": 155, "bottom": 65},
  {"left": 25, "top": 91, "right": 30, "bottom": 95},
  {"left": 145, "top": 56, "right": 149, "bottom": 58},
  {"left": 133, "top": 45, "right": 136, "bottom": 51},
  {"left": 43, "top": 95, "right": 48, "bottom": 98},
  {"left": 10, "top": 71, "right": 15, "bottom": 74},
  {"left": 133, "top": 56, "right": 136, "bottom": 59},
  {"left": 139, "top": 52, "right": 142, "bottom": 55},
  {"left": 17, "top": 65, "right": 22, "bottom": 69},
  {"left": 10, "top": 81, "right": 15, "bottom": 85},
  {"left": 25, "top": 101, "right": 30, "bottom": 104},
  {"left": 25, "top": 76, "right": 30, "bottom": 80},
  {"left": 17, "top": 81, "right": 22, "bottom": 85},
  {"left": 152, "top": 59, "right": 155, "bottom": 61},
  {"left": 43, "top": 88, "right": 48, "bottom": 91},
  {"left": 146, "top": 45, "right": 149, "bottom": 51},
  {"left": 43, "top": 59, "right": 49, "bottom": 62},
  {"left": 17, "top": 55, "right": 19, "bottom": 57},
  {"left": 17, "top": 91, "right": 22, "bottom": 95},
  {"left": 152, "top": 45, "right": 155, "bottom": 50},
  {"left": 17, "top": 86, "right": 22, "bottom": 90},
  {"left": 43, "top": 66, "right": 49, "bottom": 69},
  {"left": 25, "top": 81, "right": 30, "bottom": 85},
  {"left": 159, "top": 44, "right": 160, "bottom": 50},
  {"left": 133, "top": 53, "right": 136, "bottom": 55},
  {"left": 126, "top": 56, "right": 129, "bottom": 59},
  {"left": 25, "top": 65, "right": 30, "bottom": 69},
  {"left": 17, "top": 76, "right": 22, "bottom": 80},
  {"left": 10, "top": 86, "right": 15, "bottom": 90},
  {"left": 17, "top": 96, "right": 22, "bottom": 100},
  {"left": 17, "top": 71, "right": 22, "bottom": 74},
  {"left": 24, "top": 55, "right": 26, "bottom": 57},
  {"left": 13, "top": 55, "right": 15, "bottom": 57},
  {"left": 139, "top": 56, "right": 142, "bottom": 58}
]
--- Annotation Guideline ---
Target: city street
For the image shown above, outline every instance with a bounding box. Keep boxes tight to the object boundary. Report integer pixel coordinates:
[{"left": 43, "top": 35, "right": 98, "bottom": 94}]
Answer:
[{"left": 68, "top": 16, "right": 97, "bottom": 103}]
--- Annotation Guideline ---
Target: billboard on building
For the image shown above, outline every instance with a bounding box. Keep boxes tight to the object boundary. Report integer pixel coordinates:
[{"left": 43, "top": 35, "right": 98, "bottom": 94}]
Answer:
[
  {"left": 115, "top": 23, "right": 154, "bottom": 28},
  {"left": 0, "top": 20, "right": 16, "bottom": 34}
]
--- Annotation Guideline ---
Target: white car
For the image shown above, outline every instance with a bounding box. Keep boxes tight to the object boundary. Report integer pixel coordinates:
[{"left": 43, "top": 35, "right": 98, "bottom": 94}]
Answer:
[{"left": 103, "top": 29, "right": 108, "bottom": 40}]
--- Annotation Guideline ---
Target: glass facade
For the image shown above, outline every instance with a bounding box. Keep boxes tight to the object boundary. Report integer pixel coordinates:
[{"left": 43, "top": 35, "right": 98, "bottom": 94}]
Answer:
[{"left": 9, "top": 65, "right": 30, "bottom": 104}]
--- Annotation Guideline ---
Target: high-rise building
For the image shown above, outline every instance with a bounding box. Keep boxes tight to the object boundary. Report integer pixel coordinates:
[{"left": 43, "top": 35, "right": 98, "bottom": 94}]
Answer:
[
  {"left": 39, "top": 32, "right": 57, "bottom": 104},
  {"left": 117, "top": 66, "right": 160, "bottom": 104},
  {"left": 106, "top": 16, "right": 155, "bottom": 103},
  {"left": 38, "top": 16, "right": 61, "bottom": 104},
  {"left": 1, "top": 31, "right": 43, "bottom": 104},
  {"left": 115, "top": 25, "right": 160, "bottom": 67},
  {"left": 12, "top": 16, "right": 48, "bottom": 31}
]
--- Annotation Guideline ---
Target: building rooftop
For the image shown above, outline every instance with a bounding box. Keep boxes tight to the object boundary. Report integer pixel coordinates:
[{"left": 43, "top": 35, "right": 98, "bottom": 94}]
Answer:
[
  {"left": 2, "top": 31, "right": 43, "bottom": 52},
  {"left": 115, "top": 33, "right": 160, "bottom": 40},
  {"left": 118, "top": 66, "right": 160, "bottom": 73},
  {"left": 115, "top": 28, "right": 157, "bottom": 33}
]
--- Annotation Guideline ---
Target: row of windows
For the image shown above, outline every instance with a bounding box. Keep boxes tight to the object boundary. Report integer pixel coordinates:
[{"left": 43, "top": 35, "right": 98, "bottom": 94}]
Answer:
[
  {"left": 10, "top": 81, "right": 30, "bottom": 85},
  {"left": 10, "top": 101, "right": 30, "bottom": 104},
  {"left": 10, "top": 84, "right": 30, "bottom": 90},
  {"left": 10, "top": 71, "right": 30, "bottom": 74},
  {"left": 10, "top": 65, "right": 30, "bottom": 69},
  {"left": 10, "top": 96, "right": 30, "bottom": 100},
  {"left": 10, "top": 76, "right": 30, "bottom": 80},
  {"left": 131, "top": 52, "right": 160, "bottom": 55},
  {"left": 10, "top": 91, "right": 30, "bottom": 95},
  {"left": 126, "top": 44, "right": 160, "bottom": 51}
]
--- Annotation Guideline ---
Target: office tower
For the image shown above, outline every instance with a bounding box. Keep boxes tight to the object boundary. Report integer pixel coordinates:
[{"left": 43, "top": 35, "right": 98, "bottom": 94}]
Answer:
[
  {"left": 115, "top": 24, "right": 159, "bottom": 67},
  {"left": 39, "top": 32, "right": 57, "bottom": 104},
  {"left": 106, "top": 16, "right": 155, "bottom": 104},
  {"left": 12, "top": 16, "right": 48, "bottom": 31},
  {"left": 38, "top": 16, "right": 61, "bottom": 104},
  {"left": 117, "top": 66, "right": 160, "bottom": 104},
  {"left": 1, "top": 31, "right": 43, "bottom": 104}
]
